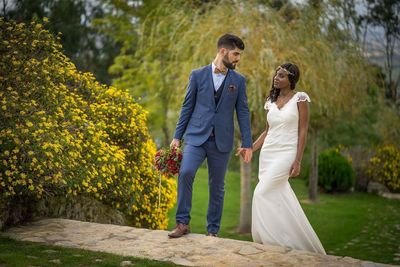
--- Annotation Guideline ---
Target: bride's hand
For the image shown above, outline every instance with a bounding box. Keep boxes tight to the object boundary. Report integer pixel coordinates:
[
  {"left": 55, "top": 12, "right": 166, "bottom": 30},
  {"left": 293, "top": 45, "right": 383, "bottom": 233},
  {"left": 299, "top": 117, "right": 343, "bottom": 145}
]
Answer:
[
  {"left": 235, "top": 148, "right": 245, "bottom": 157},
  {"left": 289, "top": 161, "right": 301, "bottom": 178}
]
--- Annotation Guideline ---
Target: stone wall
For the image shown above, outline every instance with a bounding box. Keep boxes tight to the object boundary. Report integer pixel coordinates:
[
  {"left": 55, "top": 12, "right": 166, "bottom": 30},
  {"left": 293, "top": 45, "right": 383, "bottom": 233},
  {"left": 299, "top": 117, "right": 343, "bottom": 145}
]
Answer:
[{"left": 0, "top": 195, "right": 129, "bottom": 231}]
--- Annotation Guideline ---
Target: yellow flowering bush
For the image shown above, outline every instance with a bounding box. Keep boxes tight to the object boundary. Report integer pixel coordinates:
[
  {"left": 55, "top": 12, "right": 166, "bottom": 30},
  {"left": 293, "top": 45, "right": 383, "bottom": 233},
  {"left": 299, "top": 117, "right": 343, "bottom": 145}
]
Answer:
[
  {"left": 367, "top": 145, "right": 400, "bottom": 193},
  {"left": 0, "top": 18, "right": 176, "bottom": 229}
]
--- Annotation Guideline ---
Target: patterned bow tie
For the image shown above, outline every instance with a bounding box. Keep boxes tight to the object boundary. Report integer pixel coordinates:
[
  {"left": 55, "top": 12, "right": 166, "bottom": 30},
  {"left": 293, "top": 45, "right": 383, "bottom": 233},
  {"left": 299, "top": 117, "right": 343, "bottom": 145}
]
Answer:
[{"left": 214, "top": 67, "right": 227, "bottom": 75}]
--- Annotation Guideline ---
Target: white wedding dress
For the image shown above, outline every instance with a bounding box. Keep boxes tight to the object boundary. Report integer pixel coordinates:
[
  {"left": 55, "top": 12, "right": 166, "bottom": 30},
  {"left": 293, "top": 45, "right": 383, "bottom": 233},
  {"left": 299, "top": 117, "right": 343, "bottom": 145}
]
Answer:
[{"left": 252, "top": 91, "right": 326, "bottom": 255}]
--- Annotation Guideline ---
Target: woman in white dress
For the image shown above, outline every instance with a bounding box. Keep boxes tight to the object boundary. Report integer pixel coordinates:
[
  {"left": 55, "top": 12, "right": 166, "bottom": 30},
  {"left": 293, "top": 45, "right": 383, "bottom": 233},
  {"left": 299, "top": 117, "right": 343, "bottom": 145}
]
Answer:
[{"left": 238, "top": 63, "right": 326, "bottom": 254}]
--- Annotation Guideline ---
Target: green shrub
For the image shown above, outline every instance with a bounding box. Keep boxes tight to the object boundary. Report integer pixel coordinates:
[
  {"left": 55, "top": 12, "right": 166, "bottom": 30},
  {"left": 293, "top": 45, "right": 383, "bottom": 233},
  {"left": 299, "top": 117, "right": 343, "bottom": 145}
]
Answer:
[
  {"left": 367, "top": 145, "right": 400, "bottom": 193},
  {"left": 318, "top": 148, "right": 355, "bottom": 192},
  {"left": 0, "top": 18, "right": 176, "bottom": 229}
]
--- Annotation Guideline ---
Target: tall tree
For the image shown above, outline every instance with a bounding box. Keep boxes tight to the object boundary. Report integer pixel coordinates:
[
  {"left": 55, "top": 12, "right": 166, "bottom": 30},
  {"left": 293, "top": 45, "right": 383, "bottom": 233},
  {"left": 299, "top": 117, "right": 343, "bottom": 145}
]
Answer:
[
  {"left": 2, "top": 0, "right": 121, "bottom": 84},
  {"left": 107, "top": 2, "right": 375, "bottom": 230},
  {"left": 326, "top": 0, "right": 363, "bottom": 42},
  {"left": 257, "top": 0, "right": 300, "bottom": 22},
  {"left": 364, "top": 0, "right": 400, "bottom": 100},
  {"left": 90, "top": 0, "right": 381, "bottom": 233}
]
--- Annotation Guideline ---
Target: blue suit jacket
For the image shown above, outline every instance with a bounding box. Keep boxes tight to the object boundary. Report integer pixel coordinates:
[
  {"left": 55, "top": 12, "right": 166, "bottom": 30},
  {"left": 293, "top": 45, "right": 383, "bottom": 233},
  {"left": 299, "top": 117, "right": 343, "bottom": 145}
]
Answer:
[{"left": 173, "top": 64, "right": 252, "bottom": 153}]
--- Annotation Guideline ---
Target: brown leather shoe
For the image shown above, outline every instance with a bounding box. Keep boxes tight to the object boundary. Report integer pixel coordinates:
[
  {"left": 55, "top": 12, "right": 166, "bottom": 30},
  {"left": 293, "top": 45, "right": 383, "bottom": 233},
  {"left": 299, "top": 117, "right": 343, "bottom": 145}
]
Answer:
[{"left": 168, "top": 223, "right": 190, "bottom": 238}]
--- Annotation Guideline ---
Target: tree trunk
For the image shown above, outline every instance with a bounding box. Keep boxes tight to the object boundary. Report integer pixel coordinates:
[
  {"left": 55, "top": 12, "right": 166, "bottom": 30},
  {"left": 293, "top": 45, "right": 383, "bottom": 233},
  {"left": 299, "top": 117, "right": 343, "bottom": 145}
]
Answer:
[
  {"left": 308, "top": 128, "right": 318, "bottom": 202},
  {"left": 391, "top": 76, "right": 397, "bottom": 101},
  {"left": 162, "top": 121, "right": 170, "bottom": 147},
  {"left": 2, "top": 0, "right": 6, "bottom": 17},
  {"left": 237, "top": 156, "right": 252, "bottom": 233},
  {"left": 161, "top": 95, "right": 170, "bottom": 146}
]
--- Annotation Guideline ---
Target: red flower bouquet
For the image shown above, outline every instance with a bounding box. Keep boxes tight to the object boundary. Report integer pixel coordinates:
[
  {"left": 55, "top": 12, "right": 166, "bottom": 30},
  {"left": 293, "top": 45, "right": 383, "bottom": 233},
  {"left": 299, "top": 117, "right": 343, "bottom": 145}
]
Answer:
[{"left": 155, "top": 146, "right": 183, "bottom": 176}]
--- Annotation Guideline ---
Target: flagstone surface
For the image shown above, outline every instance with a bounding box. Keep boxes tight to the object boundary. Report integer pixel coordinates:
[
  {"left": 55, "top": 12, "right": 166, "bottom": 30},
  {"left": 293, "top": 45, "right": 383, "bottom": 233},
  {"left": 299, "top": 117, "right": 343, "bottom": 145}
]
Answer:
[{"left": 2, "top": 218, "right": 396, "bottom": 267}]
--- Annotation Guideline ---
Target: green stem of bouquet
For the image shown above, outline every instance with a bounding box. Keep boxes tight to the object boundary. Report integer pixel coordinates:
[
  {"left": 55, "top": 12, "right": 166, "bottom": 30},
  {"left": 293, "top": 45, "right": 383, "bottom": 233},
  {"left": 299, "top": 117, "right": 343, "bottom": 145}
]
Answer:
[{"left": 158, "top": 173, "right": 162, "bottom": 210}]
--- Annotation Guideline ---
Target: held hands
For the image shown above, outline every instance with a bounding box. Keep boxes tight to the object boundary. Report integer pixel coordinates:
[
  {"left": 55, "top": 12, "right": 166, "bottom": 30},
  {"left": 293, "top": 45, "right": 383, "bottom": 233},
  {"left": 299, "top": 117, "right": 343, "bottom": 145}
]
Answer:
[
  {"left": 289, "top": 160, "right": 301, "bottom": 178},
  {"left": 235, "top": 148, "right": 253, "bottom": 163},
  {"left": 170, "top": 138, "right": 181, "bottom": 148}
]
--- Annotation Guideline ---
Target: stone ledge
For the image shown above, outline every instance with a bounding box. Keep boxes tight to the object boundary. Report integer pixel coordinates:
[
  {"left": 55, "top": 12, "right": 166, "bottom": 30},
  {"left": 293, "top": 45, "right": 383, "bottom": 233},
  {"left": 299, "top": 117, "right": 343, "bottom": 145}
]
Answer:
[
  {"left": 1, "top": 218, "right": 395, "bottom": 267},
  {"left": 0, "top": 196, "right": 129, "bottom": 231}
]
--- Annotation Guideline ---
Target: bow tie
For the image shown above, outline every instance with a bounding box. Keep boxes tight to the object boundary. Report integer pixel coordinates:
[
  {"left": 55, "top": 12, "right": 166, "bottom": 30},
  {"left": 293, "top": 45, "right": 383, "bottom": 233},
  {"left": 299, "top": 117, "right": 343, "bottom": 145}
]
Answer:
[{"left": 214, "top": 67, "right": 228, "bottom": 75}]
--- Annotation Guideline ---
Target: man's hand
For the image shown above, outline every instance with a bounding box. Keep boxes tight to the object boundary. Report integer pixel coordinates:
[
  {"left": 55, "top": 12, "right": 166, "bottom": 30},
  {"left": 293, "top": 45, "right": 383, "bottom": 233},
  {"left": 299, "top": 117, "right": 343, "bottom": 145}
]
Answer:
[
  {"left": 235, "top": 148, "right": 245, "bottom": 157},
  {"left": 170, "top": 138, "right": 181, "bottom": 148},
  {"left": 235, "top": 147, "right": 252, "bottom": 163}
]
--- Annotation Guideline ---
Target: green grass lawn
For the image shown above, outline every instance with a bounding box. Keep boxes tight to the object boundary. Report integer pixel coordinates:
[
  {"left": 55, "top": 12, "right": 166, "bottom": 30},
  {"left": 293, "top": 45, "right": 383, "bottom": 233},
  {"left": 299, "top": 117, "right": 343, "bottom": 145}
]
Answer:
[
  {"left": 0, "top": 236, "right": 178, "bottom": 267},
  {"left": 168, "top": 167, "right": 400, "bottom": 265}
]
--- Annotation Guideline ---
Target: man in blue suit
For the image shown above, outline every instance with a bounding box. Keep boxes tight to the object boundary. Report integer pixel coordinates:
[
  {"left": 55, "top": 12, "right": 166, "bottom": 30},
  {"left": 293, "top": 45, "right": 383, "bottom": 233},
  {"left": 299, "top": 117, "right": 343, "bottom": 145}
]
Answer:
[{"left": 169, "top": 34, "right": 253, "bottom": 238}]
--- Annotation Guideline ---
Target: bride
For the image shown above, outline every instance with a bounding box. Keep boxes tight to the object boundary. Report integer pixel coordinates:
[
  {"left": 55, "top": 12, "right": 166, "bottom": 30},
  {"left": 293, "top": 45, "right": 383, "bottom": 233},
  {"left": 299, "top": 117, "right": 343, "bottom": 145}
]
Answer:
[{"left": 237, "top": 63, "right": 326, "bottom": 254}]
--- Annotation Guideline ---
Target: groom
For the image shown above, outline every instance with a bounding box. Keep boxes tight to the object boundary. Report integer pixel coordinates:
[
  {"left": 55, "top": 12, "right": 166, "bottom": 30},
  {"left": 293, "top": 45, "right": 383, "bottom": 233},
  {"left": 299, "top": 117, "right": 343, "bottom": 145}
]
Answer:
[{"left": 169, "top": 34, "right": 252, "bottom": 238}]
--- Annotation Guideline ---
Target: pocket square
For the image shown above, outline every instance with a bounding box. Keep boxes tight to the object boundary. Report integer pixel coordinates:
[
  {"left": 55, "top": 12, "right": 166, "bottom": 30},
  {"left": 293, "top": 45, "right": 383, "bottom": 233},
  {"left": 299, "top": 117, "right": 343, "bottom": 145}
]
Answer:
[{"left": 228, "top": 84, "right": 236, "bottom": 92}]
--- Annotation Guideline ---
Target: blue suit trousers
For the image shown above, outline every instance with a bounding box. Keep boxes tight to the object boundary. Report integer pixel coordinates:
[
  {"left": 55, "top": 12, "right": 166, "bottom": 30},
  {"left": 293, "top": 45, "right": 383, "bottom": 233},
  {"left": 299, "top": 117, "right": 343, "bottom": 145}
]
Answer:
[{"left": 176, "top": 137, "right": 231, "bottom": 234}]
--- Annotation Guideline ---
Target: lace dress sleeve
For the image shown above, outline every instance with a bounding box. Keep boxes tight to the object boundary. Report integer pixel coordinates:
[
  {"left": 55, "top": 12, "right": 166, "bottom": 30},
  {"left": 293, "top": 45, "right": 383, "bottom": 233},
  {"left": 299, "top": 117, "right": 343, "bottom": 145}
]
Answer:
[
  {"left": 297, "top": 92, "right": 311, "bottom": 103},
  {"left": 264, "top": 99, "right": 272, "bottom": 111}
]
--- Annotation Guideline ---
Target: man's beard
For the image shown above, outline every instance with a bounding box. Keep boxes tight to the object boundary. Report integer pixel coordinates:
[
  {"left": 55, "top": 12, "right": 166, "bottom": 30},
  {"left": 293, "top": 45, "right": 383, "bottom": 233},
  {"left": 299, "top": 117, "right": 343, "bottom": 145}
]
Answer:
[{"left": 222, "top": 54, "right": 237, "bottom": 69}]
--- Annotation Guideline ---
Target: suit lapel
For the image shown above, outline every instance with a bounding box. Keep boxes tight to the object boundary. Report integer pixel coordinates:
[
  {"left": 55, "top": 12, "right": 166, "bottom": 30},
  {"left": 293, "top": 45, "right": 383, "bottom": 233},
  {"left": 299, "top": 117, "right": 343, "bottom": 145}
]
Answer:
[
  {"left": 207, "top": 64, "right": 216, "bottom": 109},
  {"left": 216, "top": 70, "right": 231, "bottom": 111}
]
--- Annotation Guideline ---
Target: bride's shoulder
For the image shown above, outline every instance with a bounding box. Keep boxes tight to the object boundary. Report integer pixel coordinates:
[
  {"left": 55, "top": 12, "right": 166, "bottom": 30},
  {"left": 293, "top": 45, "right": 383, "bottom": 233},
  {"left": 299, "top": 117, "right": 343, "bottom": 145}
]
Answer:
[
  {"left": 295, "top": 91, "right": 311, "bottom": 103},
  {"left": 264, "top": 98, "right": 272, "bottom": 111}
]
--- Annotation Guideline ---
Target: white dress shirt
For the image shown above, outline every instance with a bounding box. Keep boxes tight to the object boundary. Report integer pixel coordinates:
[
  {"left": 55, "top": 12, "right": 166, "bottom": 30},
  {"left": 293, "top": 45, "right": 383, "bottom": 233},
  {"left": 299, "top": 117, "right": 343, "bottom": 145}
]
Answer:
[{"left": 211, "top": 62, "right": 227, "bottom": 91}]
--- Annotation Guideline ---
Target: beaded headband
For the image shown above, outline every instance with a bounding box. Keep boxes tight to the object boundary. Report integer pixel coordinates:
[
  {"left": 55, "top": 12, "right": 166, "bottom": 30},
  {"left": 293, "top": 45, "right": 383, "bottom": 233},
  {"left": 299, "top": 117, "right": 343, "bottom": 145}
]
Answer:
[{"left": 276, "top": 66, "right": 294, "bottom": 76}]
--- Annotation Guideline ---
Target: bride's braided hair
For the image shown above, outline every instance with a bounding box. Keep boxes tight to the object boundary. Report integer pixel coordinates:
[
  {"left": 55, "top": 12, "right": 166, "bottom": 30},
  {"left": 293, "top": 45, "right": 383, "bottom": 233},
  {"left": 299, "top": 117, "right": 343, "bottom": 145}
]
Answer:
[{"left": 267, "top": 63, "right": 300, "bottom": 103}]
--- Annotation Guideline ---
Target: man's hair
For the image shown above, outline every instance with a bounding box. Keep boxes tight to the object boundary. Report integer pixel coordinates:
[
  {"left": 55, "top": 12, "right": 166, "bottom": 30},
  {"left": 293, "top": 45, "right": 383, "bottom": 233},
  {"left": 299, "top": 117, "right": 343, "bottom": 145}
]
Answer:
[{"left": 217, "top": 34, "right": 245, "bottom": 50}]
